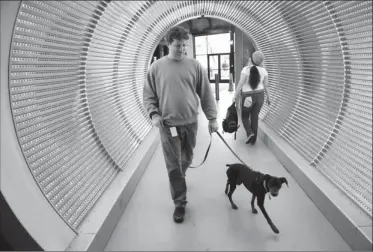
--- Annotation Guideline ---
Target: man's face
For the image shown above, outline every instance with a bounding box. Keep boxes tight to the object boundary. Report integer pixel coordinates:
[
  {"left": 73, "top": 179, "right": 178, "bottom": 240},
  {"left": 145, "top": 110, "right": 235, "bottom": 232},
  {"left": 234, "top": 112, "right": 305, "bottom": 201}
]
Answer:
[{"left": 168, "top": 39, "right": 187, "bottom": 60}]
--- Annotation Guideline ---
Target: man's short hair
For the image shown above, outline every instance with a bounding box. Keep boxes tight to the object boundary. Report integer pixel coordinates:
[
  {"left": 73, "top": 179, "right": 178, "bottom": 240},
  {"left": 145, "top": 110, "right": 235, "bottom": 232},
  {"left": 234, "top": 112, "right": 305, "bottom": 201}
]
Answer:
[{"left": 166, "top": 26, "right": 189, "bottom": 44}]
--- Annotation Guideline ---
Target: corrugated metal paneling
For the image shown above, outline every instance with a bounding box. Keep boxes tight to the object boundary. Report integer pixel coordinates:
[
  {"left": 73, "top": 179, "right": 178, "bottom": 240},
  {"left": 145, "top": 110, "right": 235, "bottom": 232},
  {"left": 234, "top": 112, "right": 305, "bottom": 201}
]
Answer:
[{"left": 8, "top": 1, "right": 371, "bottom": 232}]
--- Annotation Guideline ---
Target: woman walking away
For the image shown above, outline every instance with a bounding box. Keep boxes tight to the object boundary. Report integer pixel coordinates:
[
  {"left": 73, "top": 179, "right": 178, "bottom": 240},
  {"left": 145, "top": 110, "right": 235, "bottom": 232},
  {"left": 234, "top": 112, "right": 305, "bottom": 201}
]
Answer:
[{"left": 233, "top": 51, "right": 271, "bottom": 145}]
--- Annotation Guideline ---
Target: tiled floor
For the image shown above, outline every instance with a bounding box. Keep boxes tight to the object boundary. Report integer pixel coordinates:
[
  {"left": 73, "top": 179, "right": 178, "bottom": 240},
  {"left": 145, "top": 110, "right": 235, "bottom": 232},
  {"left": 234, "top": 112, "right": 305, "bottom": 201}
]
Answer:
[{"left": 105, "top": 90, "right": 351, "bottom": 251}]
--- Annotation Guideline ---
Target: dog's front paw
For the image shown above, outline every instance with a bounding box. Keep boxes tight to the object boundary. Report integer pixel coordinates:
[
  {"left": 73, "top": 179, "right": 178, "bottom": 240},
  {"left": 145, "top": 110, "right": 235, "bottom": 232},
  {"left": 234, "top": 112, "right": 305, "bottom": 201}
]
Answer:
[
  {"left": 231, "top": 204, "right": 238, "bottom": 210},
  {"left": 270, "top": 224, "right": 279, "bottom": 234},
  {"left": 252, "top": 208, "right": 258, "bottom": 214}
]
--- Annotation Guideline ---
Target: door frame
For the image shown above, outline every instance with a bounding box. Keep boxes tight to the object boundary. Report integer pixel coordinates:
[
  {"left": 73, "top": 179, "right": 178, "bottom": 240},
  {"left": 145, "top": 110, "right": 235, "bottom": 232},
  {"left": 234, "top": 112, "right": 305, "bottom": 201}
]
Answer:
[{"left": 207, "top": 53, "right": 230, "bottom": 83}]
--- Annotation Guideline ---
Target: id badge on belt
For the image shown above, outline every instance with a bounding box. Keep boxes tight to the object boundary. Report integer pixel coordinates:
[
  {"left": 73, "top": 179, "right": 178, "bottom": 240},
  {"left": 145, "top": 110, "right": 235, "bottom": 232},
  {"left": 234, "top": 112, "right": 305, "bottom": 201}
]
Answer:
[{"left": 170, "top": 127, "right": 178, "bottom": 137}]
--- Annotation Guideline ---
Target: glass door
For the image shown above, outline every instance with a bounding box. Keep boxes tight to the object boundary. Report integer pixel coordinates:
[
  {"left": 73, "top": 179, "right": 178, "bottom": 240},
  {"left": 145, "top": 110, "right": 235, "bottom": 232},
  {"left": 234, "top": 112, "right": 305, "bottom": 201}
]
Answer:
[
  {"left": 208, "top": 55, "right": 219, "bottom": 82},
  {"left": 208, "top": 54, "right": 230, "bottom": 83},
  {"left": 219, "top": 54, "right": 230, "bottom": 82}
]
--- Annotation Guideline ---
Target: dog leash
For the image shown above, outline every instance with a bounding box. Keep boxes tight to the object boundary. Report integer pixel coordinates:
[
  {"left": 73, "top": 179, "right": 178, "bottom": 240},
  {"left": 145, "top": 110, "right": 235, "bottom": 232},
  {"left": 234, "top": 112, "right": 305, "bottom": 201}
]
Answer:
[
  {"left": 189, "top": 131, "right": 249, "bottom": 168},
  {"left": 215, "top": 131, "right": 249, "bottom": 166},
  {"left": 188, "top": 133, "right": 212, "bottom": 168}
]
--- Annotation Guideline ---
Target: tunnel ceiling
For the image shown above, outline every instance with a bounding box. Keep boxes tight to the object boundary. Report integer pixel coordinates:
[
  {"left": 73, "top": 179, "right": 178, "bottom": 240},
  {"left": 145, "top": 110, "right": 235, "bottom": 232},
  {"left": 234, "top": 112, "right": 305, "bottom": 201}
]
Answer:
[{"left": 8, "top": 0, "right": 372, "bottom": 230}]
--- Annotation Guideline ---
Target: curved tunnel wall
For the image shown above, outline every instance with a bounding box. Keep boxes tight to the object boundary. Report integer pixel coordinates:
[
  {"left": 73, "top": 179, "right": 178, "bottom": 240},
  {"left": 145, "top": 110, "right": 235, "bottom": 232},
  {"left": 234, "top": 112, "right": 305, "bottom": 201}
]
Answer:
[{"left": 6, "top": 0, "right": 372, "bottom": 235}]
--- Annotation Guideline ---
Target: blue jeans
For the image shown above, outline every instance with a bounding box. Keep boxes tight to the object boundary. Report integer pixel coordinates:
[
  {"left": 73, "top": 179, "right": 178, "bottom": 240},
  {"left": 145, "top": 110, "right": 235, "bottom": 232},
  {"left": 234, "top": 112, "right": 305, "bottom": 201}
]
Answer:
[
  {"left": 241, "top": 91, "right": 265, "bottom": 143},
  {"left": 159, "top": 121, "right": 198, "bottom": 207}
]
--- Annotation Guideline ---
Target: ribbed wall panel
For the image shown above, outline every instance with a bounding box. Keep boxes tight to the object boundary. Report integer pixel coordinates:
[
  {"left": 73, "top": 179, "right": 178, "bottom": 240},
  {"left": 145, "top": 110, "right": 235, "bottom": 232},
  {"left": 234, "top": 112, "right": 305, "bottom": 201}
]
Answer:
[
  {"left": 8, "top": 0, "right": 372, "bottom": 231},
  {"left": 9, "top": 0, "right": 122, "bottom": 230},
  {"left": 312, "top": 0, "right": 372, "bottom": 216},
  {"left": 85, "top": 1, "right": 153, "bottom": 168}
]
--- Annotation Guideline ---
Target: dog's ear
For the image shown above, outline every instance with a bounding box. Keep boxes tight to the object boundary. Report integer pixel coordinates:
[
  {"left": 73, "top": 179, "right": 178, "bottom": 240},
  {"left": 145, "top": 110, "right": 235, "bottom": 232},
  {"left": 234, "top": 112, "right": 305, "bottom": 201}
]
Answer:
[
  {"left": 280, "top": 177, "right": 288, "bottom": 187},
  {"left": 264, "top": 174, "right": 271, "bottom": 181}
]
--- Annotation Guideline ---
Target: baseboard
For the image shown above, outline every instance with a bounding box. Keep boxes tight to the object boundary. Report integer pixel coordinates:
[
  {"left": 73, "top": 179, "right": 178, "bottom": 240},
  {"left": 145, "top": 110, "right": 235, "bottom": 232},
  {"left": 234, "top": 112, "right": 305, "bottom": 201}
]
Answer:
[
  {"left": 257, "top": 122, "right": 372, "bottom": 251},
  {"left": 66, "top": 127, "right": 160, "bottom": 251}
]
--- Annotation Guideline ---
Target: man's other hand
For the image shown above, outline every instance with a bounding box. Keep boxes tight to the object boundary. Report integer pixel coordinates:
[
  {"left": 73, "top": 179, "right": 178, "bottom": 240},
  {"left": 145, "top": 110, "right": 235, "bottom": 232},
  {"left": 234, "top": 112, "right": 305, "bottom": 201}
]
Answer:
[
  {"left": 208, "top": 119, "right": 219, "bottom": 133},
  {"left": 151, "top": 114, "right": 163, "bottom": 128}
]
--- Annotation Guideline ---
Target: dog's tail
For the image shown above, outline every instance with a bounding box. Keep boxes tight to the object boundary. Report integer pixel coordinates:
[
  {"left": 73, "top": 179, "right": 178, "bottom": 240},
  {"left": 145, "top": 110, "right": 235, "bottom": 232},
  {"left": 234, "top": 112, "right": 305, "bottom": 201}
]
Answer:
[{"left": 226, "top": 164, "right": 233, "bottom": 168}]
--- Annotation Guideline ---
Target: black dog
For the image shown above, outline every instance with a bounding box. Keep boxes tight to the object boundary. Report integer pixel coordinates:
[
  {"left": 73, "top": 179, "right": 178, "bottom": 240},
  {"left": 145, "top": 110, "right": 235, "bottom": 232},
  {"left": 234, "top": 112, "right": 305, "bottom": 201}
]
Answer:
[{"left": 225, "top": 163, "right": 288, "bottom": 234}]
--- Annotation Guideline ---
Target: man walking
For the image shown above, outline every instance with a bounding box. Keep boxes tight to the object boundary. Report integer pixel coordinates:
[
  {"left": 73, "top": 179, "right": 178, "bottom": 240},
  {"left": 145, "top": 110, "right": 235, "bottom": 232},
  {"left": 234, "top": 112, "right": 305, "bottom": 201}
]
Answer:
[{"left": 143, "top": 26, "right": 219, "bottom": 223}]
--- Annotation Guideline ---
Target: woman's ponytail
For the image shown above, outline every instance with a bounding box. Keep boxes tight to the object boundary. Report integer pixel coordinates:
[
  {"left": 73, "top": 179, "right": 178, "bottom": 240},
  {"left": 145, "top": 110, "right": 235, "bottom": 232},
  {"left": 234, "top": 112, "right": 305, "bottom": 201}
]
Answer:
[
  {"left": 249, "top": 64, "right": 260, "bottom": 90},
  {"left": 248, "top": 51, "right": 264, "bottom": 90}
]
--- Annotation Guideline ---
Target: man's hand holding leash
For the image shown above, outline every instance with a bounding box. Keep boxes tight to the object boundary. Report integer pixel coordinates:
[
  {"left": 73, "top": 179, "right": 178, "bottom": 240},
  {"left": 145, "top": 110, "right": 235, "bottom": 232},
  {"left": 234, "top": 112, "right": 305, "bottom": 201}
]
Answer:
[
  {"left": 151, "top": 114, "right": 163, "bottom": 128},
  {"left": 208, "top": 119, "right": 219, "bottom": 134}
]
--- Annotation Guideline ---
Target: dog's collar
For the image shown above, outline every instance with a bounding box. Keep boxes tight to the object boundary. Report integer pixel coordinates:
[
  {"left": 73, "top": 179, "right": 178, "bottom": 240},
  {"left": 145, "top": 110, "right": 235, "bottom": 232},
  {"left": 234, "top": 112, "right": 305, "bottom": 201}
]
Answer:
[
  {"left": 263, "top": 180, "right": 268, "bottom": 193},
  {"left": 263, "top": 179, "right": 272, "bottom": 200},
  {"left": 256, "top": 174, "right": 271, "bottom": 199},
  {"left": 257, "top": 174, "right": 269, "bottom": 192}
]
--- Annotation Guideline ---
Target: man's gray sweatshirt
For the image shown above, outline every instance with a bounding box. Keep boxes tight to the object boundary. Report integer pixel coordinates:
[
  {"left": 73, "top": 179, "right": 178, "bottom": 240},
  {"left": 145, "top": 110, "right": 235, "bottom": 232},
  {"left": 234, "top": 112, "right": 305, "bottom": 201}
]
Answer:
[{"left": 143, "top": 56, "right": 217, "bottom": 126}]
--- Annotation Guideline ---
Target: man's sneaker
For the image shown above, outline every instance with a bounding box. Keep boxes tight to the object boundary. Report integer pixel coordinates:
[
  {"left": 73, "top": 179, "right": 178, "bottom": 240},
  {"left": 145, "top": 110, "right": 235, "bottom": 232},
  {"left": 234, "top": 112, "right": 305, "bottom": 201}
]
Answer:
[
  {"left": 246, "top": 133, "right": 254, "bottom": 144},
  {"left": 173, "top": 206, "right": 185, "bottom": 223}
]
